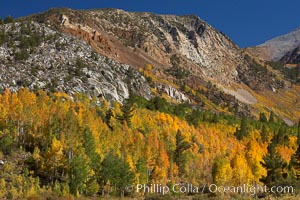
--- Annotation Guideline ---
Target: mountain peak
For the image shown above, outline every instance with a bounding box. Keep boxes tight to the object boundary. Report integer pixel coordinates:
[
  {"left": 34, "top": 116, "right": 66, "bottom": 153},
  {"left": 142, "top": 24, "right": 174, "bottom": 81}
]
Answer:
[{"left": 257, "top": 26, "right": 300, "bottom": 61}]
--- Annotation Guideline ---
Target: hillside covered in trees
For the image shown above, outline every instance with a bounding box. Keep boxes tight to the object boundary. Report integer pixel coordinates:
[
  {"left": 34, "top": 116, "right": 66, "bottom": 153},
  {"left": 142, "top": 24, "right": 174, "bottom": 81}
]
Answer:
[{"left": 0, "top": 88, "right": 299, "bottom": 199}]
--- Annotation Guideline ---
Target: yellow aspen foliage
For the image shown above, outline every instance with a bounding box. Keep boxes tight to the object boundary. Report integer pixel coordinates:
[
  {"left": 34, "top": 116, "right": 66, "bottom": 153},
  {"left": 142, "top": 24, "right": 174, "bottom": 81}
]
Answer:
[
  {"left": 276, "top": 145, "right": 296, "bottom": 164},
  {"left": 148, "top": 130, "right": 160, "bottom": 150},
  {"left": 113, "top": 101, "right": 122, "bottom": 115},
  {"left": 145, "top": 64, "right": 153, "bottom": 71},
  {"left": 289, "top": 136, "right": 298, "bottom": 150},
  {"left": 231, "top": 154, "right": 253, "bottom": 185},
  {"left": 157, "top": 141, "right": 170, "bottom": 169},
  {"left": 43, "top": 138, "right": 65, "bottom": 179},
  {"left": 151, "top": 166, "right": 165, "bottom": 182},
  {"left": 0, "top": 178, "right": 7, "bottom": 198},
  {"left": 0, "top": 102, "right": 7, "bottom": 123},
  {"left": 1, "top": 88, "right": 299, "bottom": 197},
  {"left": 72, "top": 102, "right": 86, "bottom": 127},
  {"left": 169, "top": 163, "right": 179, "bottom": 182},
  {"left": 245, "top": 140, "right": 267, "bottom": 182},
  {"left": 33, "top": 146, "right": 41, "bottom": 161},
  {"left": 18, "top": 88, "right": 37, "bottom": 107},
  {"left": 157, "top": 112, "right": 168, "bottom": 126},
  {"left": 1, "top": 88, "right": 11, "bottom": 104},
  {"left": 49, "top": 138, "right": 64, "bottom": 158},
  {"left": 151, "top": 141, "right": 170, "bottom": 183},
  {"left": 9, "top": 93, "right": 23, "bottom": 120},
  {"left": 34, "top": 90, "right": 51, "bottom": 129},
  {"left": 212, "top": 157, "right": 233, "bottom": 185},
  {"left": 53, "top": 92, "right": 71, "bottom": 100},
  {"left": 126, "top": 155, "right": 135, "bottom": 171},
  {"left": 0, "top": 91, "right": 9, "bottom": 124}
]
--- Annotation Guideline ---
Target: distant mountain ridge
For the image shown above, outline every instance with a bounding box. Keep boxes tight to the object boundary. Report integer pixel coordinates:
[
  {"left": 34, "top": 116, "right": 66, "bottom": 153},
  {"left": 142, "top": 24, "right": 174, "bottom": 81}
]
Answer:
[{"left": 252, "top": 27, "right": 300, "bottom": 61}]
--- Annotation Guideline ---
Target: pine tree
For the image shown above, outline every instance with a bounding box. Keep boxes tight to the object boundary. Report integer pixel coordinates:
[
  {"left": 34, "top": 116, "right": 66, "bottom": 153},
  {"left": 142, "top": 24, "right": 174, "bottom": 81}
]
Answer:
[
  {"left": 260, "top": 124, "right": 269, "bottom": 143},
  {"left": 269, "top": 111, "right": 275, "bottom": 123},
  {"left": 261, "top": 138, "right": 286, "bottom": 186},
  {"left": 289, "top": 119, "right": 300, "bottom": 180},
  {"left": 275, "top": 125, "right": 288, "bottom": 145},
  {"left": 105, "top": 108, "right": 114, "bottom": 130},
  {"left": 100, "top": 153, "right": 134, "bottom": 196},
  {"left": 235, "top": 116, "right": 248, "bottom": 140},
  {"left": 174, "top": 130, "right": 191, "bottom": 176},
  {"left": 116, "top": 98, "right": 134, "bottom": 127},
  {"left": 259, "top": 112, "right": 268, "bottom": 123}
]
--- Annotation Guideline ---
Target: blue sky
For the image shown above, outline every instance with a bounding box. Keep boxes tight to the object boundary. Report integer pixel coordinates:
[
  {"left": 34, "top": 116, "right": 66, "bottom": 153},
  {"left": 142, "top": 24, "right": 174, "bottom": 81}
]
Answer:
[{"left": 0, "top": 0, "right": 299, "bottom": 47}]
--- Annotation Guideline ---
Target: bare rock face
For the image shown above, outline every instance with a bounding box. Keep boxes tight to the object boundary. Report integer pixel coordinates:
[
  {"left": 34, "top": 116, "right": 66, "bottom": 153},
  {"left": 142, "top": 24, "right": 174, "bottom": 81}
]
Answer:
[
  {"left": 0, "top": 19, "right": 191, "bottom": 104},
  {"left": 155, "top": 84, "right": 189, "bottom": 103}
]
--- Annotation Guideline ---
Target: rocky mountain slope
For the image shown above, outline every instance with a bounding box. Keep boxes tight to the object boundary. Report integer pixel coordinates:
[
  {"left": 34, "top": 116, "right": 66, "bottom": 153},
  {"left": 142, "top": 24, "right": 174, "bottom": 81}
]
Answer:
[
  {"left": 33, "top": 8, "right": 242, "bottom": 86},
  {"left": 1, "top": 8, "right": 300, "bottom": 123},
  {"left": 249, "top": 27, "right": 300, "bottom": 61},
  {"left": 0, "top": 22, "right": 154, "bottom": 103},
  {"left": 35, "top": 8, "right": 286, "bottom": 90}
]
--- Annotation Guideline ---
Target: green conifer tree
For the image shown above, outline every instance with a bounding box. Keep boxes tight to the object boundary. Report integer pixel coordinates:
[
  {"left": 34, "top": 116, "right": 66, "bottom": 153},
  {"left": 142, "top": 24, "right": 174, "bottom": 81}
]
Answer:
[
  {"left": 105, "top": 108, "right": 114, "bottom": 130},
  {"left": 235, "top": 116, "right": 248, "bottom": 140},
  {"left": 174, "top": 130, "right": 191, "bottom": 175},
  {"left": 259, "top": 112, "right": 268, "bottom": 123},
  {"left": 289, "top": 119, "right": 300, "bottom": 180},
  {"left": 100, "top": 154, "right": 134, "bottom": 196},
  {"left": 269, "top": 111, "right": 275, "bottom": 123},
  {"left": 260, "top": 124, "right": 269, "bottom": 143},
  {"left": 261, "top": 138, "right": 286, "bottom": 186},
  {"left": 116, "top": 97, "right": 135, "bottom": 127}
]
